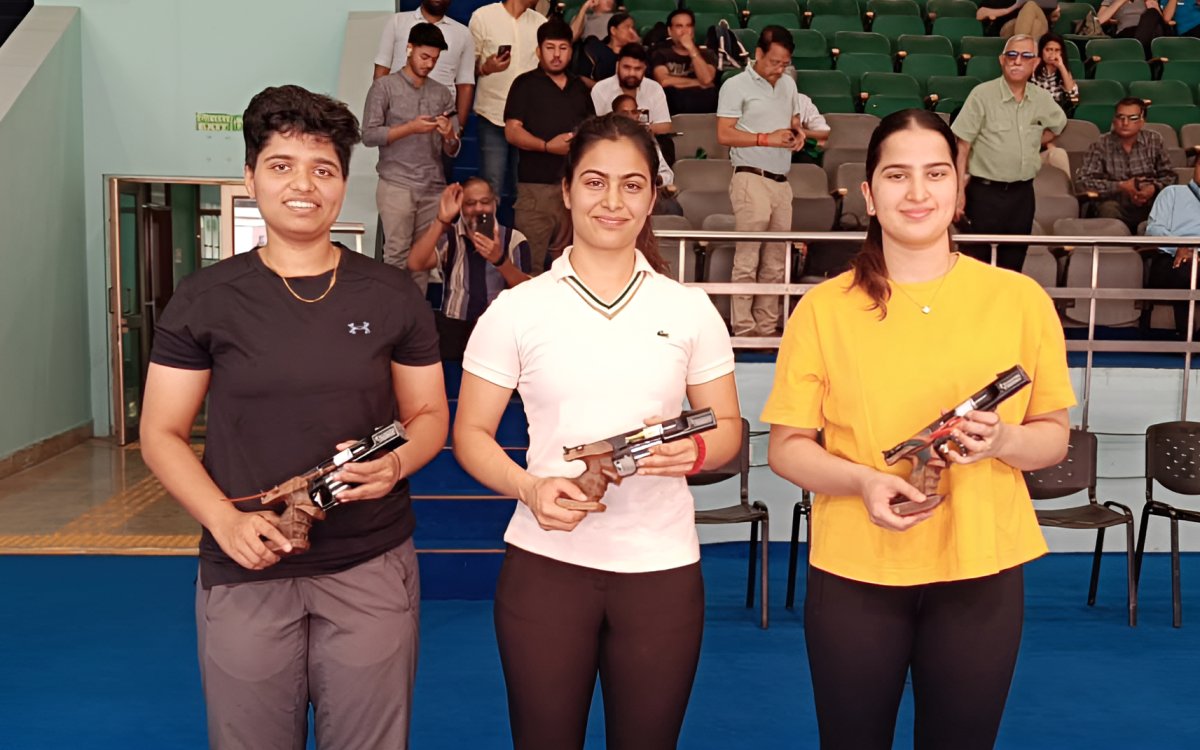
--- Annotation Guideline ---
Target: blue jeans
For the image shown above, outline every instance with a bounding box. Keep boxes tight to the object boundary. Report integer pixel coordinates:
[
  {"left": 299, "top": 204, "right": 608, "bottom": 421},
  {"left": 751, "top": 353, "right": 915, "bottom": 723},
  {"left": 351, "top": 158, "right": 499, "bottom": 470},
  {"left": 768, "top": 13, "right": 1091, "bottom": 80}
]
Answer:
[{"left": 477, "top": 117, "right": 518, "bottom": 226}]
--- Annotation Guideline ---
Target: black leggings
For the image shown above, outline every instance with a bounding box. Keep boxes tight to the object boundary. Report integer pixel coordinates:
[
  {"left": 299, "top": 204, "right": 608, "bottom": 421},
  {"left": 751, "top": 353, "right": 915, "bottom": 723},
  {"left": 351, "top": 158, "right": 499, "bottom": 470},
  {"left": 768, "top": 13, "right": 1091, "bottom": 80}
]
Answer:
[
  {"left": 494, "top": 545, "right": 705, "bottom": 750},
  {"left": 805, "top": 565, "right": 1025, "bottom": 750}
]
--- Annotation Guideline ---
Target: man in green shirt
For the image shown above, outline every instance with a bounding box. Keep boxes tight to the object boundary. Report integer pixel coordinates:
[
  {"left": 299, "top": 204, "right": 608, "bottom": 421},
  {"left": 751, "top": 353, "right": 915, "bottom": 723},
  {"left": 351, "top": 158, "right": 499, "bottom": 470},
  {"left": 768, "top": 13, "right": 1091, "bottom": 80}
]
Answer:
[{"left": 951, "top": 34, "right": 1067, "bottom": 272}]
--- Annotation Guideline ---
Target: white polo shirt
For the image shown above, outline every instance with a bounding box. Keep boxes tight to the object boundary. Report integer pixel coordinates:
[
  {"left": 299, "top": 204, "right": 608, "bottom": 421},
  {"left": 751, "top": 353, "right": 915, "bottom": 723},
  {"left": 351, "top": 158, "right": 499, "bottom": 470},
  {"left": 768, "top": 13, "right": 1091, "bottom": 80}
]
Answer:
[
  {"left": 590, "top": 75, "right": 671, "bottom": 127},
  {"left": 463, "top": 248, "right": 735, "bottom": 572},
  {"left": 374, "top": 8, "right": 476, "bottom": 90},
  {"left": 469, "top": 3, "right": 547, "bottom": 127}
]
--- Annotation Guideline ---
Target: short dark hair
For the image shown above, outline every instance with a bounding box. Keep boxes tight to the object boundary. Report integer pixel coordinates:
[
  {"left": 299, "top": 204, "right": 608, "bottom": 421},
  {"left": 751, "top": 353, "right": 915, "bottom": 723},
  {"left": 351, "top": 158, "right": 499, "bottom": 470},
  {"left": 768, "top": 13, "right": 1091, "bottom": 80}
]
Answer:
[
  {"left": 607, "top": 12, "right": 631, "bottom": 33},
  {"left": 667, "top": 8, "right": 695, "bottom": 26},
  {"left": 537, "top": 18, "right": 573, "bottom": 45},
  {"left": 611, "top": 94, "right": 637, "bottom": 110},
  {"left": 461, "top": 176, "right": 493, "bottom": 195},
  {"left": 617, "top": 42, "right": 649, "bottom": 65},
  {"left": 243, "top": 85, "right": 361, "bottom": 177},
  {"left": 408, "top": 22, "right": 447, "bottom": 51},
  {"left": 1115, "top": 96, "right": 1147, "bottom": 115},
  {"left": 757, "top": 25, "right": 795, "bottom": 55}
]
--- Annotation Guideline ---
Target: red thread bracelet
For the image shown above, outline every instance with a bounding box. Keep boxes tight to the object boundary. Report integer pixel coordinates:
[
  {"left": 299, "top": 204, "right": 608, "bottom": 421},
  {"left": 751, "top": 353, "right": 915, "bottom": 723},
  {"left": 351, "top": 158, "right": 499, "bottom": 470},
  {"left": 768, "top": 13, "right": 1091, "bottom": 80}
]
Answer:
[
  {"left": 756, "top": 132, "right": 768, "bottom": 147},
  {"left": 686, "top": 435, "right": 707, "bottom": 476}
]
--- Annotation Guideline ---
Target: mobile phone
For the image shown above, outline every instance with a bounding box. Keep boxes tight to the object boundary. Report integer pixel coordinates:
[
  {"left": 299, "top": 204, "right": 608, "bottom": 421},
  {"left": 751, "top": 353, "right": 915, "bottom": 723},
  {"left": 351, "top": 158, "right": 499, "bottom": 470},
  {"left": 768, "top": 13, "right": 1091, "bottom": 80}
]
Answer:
[
  {"left": 637, "top": 109, "right": 650, "bottom": 125},
  {"left": 442, "top": 108, "right": 457, "bottom": 120},
  {"left": 474, "top": 211, "right": 496, "bottom": 238},
  {"left": 497, "top": 44, "right": 512, "bottom": 58}
]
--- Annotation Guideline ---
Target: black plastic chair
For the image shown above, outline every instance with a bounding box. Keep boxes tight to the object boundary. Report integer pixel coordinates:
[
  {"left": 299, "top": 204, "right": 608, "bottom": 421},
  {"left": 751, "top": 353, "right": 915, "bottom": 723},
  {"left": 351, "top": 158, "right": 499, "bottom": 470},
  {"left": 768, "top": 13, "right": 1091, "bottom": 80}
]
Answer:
[
  {"left": 1134, "top": 421, "right": 1200, "bottom": 628},
  {"left": 785, "top": 490, "right": 812, "bottom": 610},
  {"left": 692, "top": 418, "right": 770, "bottom": 629},
  {"left": 1024, "top": 429, "right": 1138, "bottom": 627}
]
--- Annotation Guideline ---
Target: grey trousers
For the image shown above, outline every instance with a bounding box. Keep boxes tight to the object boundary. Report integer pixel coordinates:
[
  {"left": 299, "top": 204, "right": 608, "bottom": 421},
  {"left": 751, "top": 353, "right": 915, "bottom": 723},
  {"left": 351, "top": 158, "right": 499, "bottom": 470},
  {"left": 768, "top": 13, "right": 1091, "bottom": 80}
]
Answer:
[
  {"left": 378, "top": 178, "right": 438, "bottom": 292},
  {"left": 196, "top": 539, "right": 421, "bottom": 749}
]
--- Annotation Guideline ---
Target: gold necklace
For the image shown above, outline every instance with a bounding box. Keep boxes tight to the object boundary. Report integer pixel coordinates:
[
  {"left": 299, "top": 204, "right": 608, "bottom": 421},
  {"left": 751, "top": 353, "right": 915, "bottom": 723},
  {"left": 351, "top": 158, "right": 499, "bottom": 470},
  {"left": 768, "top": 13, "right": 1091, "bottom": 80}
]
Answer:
[
  {"left": 891, "top": 253, "right": 955, "bottom": 315},
  {"left": 260, "top": 247, "right": 340, "bottom": 303}
]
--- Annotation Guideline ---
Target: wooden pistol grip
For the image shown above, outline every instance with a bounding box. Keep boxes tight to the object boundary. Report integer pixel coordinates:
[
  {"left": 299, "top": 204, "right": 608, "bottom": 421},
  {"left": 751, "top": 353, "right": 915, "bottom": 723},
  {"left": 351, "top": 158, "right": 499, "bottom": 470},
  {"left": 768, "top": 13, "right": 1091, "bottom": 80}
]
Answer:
[{"left": 562, "top": 454, "right": 620, "bottom": 510}]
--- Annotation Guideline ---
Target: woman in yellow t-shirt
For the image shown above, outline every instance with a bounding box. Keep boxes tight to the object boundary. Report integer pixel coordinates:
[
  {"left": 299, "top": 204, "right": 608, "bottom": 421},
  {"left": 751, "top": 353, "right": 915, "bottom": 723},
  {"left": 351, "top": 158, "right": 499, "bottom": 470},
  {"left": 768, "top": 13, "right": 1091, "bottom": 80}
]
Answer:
[{"left": 762, "top": 109, "right": 1074, "bottom": 750}]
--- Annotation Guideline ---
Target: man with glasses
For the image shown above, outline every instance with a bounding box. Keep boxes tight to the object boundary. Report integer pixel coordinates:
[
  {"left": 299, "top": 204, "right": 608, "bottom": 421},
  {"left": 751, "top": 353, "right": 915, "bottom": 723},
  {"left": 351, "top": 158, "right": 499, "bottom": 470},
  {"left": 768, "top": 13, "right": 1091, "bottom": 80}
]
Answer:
[
  {"left": 1076, "top": 97, "right": 1175, "bottom": 233},
  {"left": 952, "top": 34, "right": 1067, "bottom": 272},
  {"left": 716, "top": 26, "right": 803, "bottom": 338}
]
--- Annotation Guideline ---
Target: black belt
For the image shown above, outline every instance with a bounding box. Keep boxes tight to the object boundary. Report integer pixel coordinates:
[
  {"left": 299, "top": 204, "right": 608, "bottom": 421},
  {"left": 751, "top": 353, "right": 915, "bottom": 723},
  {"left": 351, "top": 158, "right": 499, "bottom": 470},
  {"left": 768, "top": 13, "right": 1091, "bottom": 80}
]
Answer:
[
  {"left": 971, "top": 176, "right": 1033, "bottom": 189},
  {"left": 735, "top": 166, "right": 788, "bottom": 182}
]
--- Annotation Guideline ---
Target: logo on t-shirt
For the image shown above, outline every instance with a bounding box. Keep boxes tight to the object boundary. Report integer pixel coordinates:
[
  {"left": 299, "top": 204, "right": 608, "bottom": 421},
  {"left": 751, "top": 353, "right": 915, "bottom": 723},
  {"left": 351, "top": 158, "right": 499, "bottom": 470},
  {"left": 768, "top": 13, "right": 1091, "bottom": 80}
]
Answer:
[{"left": 347, "top": 322, "right": 371, "bottom": 335}]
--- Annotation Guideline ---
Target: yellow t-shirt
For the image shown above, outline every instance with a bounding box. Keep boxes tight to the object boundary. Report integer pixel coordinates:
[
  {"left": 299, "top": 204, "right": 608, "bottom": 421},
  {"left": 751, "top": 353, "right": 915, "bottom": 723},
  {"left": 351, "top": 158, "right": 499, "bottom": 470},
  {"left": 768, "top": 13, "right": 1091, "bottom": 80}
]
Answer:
[{"left": 761, "top": 255, "right": 1076, "bottom": 586}]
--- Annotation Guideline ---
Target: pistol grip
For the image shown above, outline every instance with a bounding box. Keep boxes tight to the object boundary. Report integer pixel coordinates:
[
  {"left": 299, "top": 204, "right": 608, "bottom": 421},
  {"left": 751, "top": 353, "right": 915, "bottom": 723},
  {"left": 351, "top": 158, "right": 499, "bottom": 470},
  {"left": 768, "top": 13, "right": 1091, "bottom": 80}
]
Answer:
[{"left": 570, "top": 454, "right": 622, "bottom": 504}]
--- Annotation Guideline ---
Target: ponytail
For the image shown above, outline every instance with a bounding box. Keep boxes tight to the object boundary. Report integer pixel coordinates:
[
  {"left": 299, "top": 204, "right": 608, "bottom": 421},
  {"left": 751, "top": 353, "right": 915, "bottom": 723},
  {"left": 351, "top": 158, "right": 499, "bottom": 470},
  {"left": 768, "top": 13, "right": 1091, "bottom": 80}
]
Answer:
[{"left": 850, "top": 216, "right": 891, "bottom": 319}]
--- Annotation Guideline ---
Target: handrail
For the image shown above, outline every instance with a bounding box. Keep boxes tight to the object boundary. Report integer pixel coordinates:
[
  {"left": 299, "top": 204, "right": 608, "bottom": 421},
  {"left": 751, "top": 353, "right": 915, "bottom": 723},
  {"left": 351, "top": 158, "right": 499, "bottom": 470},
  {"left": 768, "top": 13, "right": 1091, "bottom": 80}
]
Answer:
[{"left": 652, "top": 229, "right": 1200, "bottom": 424}]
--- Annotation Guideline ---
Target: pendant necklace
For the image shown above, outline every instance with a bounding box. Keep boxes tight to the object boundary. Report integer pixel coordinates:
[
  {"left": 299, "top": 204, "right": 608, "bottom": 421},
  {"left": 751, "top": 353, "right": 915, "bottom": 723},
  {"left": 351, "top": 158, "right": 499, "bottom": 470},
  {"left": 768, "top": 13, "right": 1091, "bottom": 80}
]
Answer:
[{"left": 892, "top": 253, "right": 955, "bottom": 315}]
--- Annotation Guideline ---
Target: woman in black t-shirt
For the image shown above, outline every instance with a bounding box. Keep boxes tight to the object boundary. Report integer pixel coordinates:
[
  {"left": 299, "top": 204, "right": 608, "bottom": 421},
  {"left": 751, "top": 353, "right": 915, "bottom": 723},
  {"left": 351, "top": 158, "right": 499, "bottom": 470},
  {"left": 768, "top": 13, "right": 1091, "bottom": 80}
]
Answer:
[{"left": 141, "top": 85, "right": 448, "bottom": 749}]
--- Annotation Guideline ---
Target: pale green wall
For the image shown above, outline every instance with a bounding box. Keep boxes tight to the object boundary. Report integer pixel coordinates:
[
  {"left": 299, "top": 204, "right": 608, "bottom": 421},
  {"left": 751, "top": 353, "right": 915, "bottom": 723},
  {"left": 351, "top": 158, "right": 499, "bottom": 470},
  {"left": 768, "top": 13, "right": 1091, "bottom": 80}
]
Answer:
[
  {"left": 33, "top": 0, "right": 391, "bottom": 436},
  {"left": 0, "top": 8, "right": 89, "bottom": 458}
]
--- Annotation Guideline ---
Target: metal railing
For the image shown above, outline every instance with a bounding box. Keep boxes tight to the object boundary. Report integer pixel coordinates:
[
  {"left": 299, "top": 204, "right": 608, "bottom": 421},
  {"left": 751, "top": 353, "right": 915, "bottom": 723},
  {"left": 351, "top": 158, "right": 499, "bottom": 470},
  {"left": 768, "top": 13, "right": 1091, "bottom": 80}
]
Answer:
[{"left": 654, "top": 229, "right": 1200, "bottom": 424}]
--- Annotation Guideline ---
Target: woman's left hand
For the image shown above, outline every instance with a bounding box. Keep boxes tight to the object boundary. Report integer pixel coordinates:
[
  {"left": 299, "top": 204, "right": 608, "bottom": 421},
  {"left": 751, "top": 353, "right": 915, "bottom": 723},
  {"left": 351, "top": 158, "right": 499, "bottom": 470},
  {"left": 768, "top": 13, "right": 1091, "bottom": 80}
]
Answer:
[
  {"left": 328, "top": 441, "right": 402, "bottom": 501},
  {"left": 635, "top": 415, "right": 700, "bottom": 477},
  {"left": 942, "top": 410, "right": 1010, "bottom": 465}
]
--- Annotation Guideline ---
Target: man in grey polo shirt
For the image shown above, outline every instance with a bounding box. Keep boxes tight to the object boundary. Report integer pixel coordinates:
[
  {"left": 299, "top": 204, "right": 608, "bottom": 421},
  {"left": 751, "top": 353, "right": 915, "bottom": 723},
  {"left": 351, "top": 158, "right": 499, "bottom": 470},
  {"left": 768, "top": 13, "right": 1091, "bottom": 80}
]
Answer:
[
  {"left": 952, "top": 33, "right": 1066, "bottom": 272},
  {"left": 363, "top": 23, "right": 461, "bottom": 287},
  {"left": 716, "top": 26, "right": 803, "bottom": 338}
]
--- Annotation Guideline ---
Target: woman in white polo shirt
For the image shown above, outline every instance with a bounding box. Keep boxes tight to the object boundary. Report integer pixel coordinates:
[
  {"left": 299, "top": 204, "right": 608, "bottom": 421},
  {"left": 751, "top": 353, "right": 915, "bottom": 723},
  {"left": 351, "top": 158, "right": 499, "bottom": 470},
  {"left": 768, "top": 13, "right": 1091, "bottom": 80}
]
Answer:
[{"left": 453, "top": 113, "right": 740, "bottom": 750}]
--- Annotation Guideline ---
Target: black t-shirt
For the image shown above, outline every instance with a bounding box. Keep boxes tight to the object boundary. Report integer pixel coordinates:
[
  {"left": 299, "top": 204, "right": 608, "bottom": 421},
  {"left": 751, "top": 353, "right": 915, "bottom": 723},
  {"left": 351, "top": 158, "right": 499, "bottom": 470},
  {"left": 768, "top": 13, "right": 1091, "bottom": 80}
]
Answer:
[
  {"left": 503, "top": 68, "right": 595, "bottom": 184},
  {"left": 649, "top": 46, "right": 718, "bottom": 84},
  {"left": 150, "top": 246, "right": 440, "bottom": 588},
  {"left": 578, "top": 37, "right": 618, "bottom": 82}
]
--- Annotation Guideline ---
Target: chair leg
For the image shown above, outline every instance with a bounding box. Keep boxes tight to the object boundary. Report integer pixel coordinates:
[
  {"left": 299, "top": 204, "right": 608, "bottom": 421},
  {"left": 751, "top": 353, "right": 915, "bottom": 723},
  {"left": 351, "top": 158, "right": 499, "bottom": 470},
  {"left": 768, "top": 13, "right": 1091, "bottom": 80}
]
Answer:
[
  {"left": 746, "top": 519, "right": 759, "bottom": 610},
  {"left": 1171, "top": 517, "right": 1182, "bottom": 628},
  {"left": 1088, "top": 527, "right": 1106, "bottom": 607},
  {"left": 1134, "top": 502, "right": 1152, "bottom": 587},
  {"left": 786, "top": 504, "right": 802, "bottom": 610},
  {"left": 1124, "top": 518, "right": 1138, "bottom": 627},
  {"left": 759, "top": 513, "right": 769, "bottom": 630}
]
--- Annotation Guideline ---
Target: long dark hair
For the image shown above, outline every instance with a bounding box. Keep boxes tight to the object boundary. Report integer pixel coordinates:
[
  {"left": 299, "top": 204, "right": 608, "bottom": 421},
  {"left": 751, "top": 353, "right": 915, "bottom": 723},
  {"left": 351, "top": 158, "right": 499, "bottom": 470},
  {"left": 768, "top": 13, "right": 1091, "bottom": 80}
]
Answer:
[
  {"left": 851, "top": 108, "right": 959, "bottom": 318},
  {"left": 561, "top": 113, "right": 670, "bottom": 274},
  {"left": 1037, "top": 32, "right": 1066, "bottom": 77}
]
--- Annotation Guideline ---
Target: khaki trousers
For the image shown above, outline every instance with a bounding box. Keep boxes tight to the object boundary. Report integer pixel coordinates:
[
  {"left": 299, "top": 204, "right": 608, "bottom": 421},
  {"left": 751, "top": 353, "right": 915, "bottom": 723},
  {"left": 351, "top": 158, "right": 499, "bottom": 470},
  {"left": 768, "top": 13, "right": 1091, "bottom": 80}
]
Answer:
[
  {"left": 730, "top": 171, "right": 793, "bottom": 337},
  {"left": 377, "top": 179, "right": 438, "bottom": 292},
  {"left": 515, "top": 182, "right": 569, "bottom": 275},
  {"left": 1002, "top": 2, "right": 1049, "bottom": 39}
]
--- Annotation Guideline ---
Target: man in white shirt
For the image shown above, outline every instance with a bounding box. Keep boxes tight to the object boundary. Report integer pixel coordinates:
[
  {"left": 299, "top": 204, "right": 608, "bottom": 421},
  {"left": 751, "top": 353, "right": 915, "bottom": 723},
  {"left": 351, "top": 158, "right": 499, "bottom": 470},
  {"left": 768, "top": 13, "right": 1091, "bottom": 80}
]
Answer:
[
  {"left": 374, "top": 0, "right": 474, "bottom": 131},
  {"left": 590, "top": 44, "right": 672, "bottom": 138},
  {"left": 469, "top": 0, "right": 547, "bottom": 219}
]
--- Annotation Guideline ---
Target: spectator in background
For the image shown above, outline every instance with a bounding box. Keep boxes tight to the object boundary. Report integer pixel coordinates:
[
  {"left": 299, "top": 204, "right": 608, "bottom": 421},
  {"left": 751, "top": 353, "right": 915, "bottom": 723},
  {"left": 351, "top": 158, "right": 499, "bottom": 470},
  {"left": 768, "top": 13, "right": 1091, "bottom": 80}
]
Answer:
[
  {"left": 363, "top": 23, "right": 461, "bottom": 288},
  {"left": 505, "top": 19, "right": 595, "bottom": 273},
  {"left": 570, "top": 0, "right": 617, "bottom": 41},
  {"left": 1145, "top": 160, "right": 1200, "bottom": 340},
  {"left": 977, "top": 0, "right": 1058, "bottom": 38},
  {"left": 651, "top": 9, "right": 719, "bottom": 114},
  {"left": 1031, "top": 33, "right": 1078, "bottom": 112},
  {"left": 591, "top": 44, "right": 672, "bottom": 138},
  {"left": 1076, "top": 97, "right": 1175, "bottom": 233},
  {"left": 1166, "top": 0, "right": 1200, "bottom": 37},
  {"left": 470, "top": 0, "right": 547, "bottom": 220},
  {"left": 374, "top": 0, "right": 473, "bottom": 133},
  {"left": 717, "top": 26, "right": 803, "bottom": 337},
  {"left": 577, "top": 13, "right": 641, "bottom": 86},
  {"left": 408, "top": 178, "right": 531, "bottom": 359},
  {"left": 611, "top": 94, "right": 683, "bottom": 215},
  {"left": 952, "top": 34, "right": 1067, "bottom": 272},
  {"left": 1097, "top": 0, "right": 1172, "bottom": 57}
]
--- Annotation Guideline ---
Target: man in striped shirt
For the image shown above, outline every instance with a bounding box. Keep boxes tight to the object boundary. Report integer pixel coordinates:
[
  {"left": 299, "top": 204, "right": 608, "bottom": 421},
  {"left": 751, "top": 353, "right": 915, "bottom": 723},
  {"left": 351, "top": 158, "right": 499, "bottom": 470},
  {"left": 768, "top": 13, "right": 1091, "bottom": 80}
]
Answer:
[{"left": 408, "top": 178, "right": 531, "bottom": 359}]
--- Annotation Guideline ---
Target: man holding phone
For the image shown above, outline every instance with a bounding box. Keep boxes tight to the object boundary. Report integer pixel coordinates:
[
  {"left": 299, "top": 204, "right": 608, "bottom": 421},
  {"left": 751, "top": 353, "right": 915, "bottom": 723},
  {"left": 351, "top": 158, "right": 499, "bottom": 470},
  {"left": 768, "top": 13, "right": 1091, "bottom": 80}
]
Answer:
[
  {"left": 469, "top": 0, "right": 547, "bottom": 223},
  {"left": 407, "top": 178, "right": 532, "bottom": 359},
  {"left": 363, "top": 22, "right": 461, "bottom": 288}
]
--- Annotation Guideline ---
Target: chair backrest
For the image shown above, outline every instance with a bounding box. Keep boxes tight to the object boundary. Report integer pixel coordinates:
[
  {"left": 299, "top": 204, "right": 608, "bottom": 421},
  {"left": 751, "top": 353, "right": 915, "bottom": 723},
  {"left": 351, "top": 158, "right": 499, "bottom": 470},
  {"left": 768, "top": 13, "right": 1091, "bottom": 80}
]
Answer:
[
  {"left": 860, "top": 71, "right": 922, "bottom": 100},
  {"left": 1092, "top": 60, "right": 1151, "bottom": 87},
  {"left": 1143, "top": 121, "right": 1181, "bottom": 148},
  {"left": 673, "top": 158, "right": 734, "bottom": 191},
  {"left": 964, "top": 55, "right": 1001, "bottom": 81},
  {"left": 1151, "top": 35, "right": 1200, "bottom": 62},
  {"left": 1076, "top": 78, "right": 1127, "bottom": 105},
  {"left": 1146, "top": 421, "right": 1200, "bottom": 497},
  {"left": 960, "top": 35, "right": 1004, "bottom": 60},
  {"left": 1086, "top": 37, "right": 1145, "bottom": 63},
  {"left": 897, "top": 34, "right": 955, "bottom": 58},
  {"left": 1180, "top": 123, "right": 1200, "bottom": 152},
  {"left": 686, "top": 418, "right": 750, "bottom": 503},
  {"left": 1024, "top": 428, "right": 1097, "bottom": 500},
  {"left": 1128, "top": 80, "right": 1194, "bottom": 108},
  {"left": 835, "top": 161, "right": 869, "bottom": 229},
  {"left": 901, "top": 54, "right": 959, "bottom": 94},
  {"left": 1056, "top": 118, "right": 1102, "bottom": 152},
  {"left": 832, "top": 30, "right": 891, "bottom": 57}
]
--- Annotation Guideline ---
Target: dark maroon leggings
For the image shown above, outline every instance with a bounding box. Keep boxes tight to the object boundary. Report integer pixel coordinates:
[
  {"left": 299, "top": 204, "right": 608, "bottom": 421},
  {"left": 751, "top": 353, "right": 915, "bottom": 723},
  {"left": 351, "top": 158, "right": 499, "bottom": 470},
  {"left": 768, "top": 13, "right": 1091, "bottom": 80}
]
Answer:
[
  {"left": 494, "top": 545, "right": 705, "bottom": 750},
  {"left": 804, "top": 565, "right": 1025, "bottom": 750}
]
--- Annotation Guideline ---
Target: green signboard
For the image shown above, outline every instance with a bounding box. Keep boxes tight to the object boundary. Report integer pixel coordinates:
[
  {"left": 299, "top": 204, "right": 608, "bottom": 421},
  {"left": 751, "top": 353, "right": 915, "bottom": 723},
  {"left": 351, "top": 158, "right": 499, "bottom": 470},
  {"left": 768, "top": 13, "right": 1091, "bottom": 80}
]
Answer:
[{"left": 195, "top": 113, "right": 243, "bottom": 132}]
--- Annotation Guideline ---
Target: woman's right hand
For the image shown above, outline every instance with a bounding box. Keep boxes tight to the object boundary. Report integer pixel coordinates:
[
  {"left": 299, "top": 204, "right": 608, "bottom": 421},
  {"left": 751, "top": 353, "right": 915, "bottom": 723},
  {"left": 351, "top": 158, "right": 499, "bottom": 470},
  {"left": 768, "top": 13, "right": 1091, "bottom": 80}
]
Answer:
[
  {"left": 859, "top": 470, "right": 935, "bottom": 531},
  {"left": 210, "top": 509, "right": 292, "bottom": 570},
  {"left": 517, "top": 476, "right": 599, "bottom": 532}
]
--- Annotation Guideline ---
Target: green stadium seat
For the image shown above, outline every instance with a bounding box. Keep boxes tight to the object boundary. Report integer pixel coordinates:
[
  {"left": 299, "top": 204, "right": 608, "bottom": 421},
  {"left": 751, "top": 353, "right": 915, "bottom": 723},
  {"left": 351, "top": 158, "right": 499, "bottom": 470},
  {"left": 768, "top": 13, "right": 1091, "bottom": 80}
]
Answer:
[
  {"left": 926, "top": 74, "right": 981, "bottom": 112},
  {"left": 1071, "top": 103, "right": 1117, "bottom": 132},
  {"left": 900, "top": 53, "right": 959, "bottom": 94},
  {"left": 831, "top": 31, "right": 891, "bottom": 57},
  {"left": 1052, "top": 3, "right": 1094, "bottom": 36},
  {"left": 870, "top": 15, "right": 926, "bottom": 50},
  {"left": 1068, "top": 59, "right": 1086, "bottom": 82},
  {"left": 1146, "top": 105, "right": 1200, "bottom": 138},
  {"left": 1151, "top": 36, "right": 1200, "bottom": 62},
  {"left": 860, "top": 71, "right": 922, "bottom": 100},
  {"left": 746, "top": 0, "right": 802, "bottom": 14},
  {"left": 747, "top": 11, "right": 804, "bottom": 27},
  {"left": 792, "top": 28, "right": 834, "bottom": 69},
  {"left": 965, "top": 54, "right": 1001, "bottom": 80},
  {"left": 691, "top": 13, "right": 739, "bottom": 45},
  {"left": 865, "top": 95, "right": 925, "bottom": 117},
  {"left": 1075, "top": 78, "right": 1125, "bottom": 105},
  {"left": 932, "top": 18, "right": 984, "bottom": 57},
  {"left": 1092, "top": 60, "right": 1151, "bottom": 88},
  {"left": 1161, "top": 61, "right": 1200, "bottom": 94},
  {"left": 805, "top": 0, "right": 862, "bottom": 17},
  {"left": 629, "top": 10, "right": 666, "bottom": 35},
  {"left": 810, "top": 14, "right": 865, "bottom": 37},
  {"left": 731, "top": 27, "right": 760, "bottom": 52},
  {"left": 835, "top": 52, "right": 895, "bottom": 93},
  {"left": 798, "top": 69, "right": 857, "bottom": 112},
  {"left": 1085, "top": 38, "right": 1144, "bottom": 64},
  {"left": 1129, "top": 80, "right": 1194, "bottom": 107},
  {"left": 960, "top": 35, "right": 1005, "bottom": 62},
  {"left": 866, "top": 0, "right": 922, "bottom": 17},
  {"left": 896, "top": 34, "right": 955, "bottom": 59},
  {"left": 926, "top": 0, "right": 978, "bottom": 20},
  {"left": 688, "top": 0, "right": 740, "bottom": 14}
]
